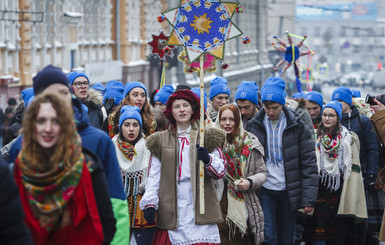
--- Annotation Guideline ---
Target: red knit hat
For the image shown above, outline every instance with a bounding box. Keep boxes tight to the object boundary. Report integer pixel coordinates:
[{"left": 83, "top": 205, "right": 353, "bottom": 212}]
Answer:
[{"left": 164, "top": 89, "right": 200, "bottom": 126}]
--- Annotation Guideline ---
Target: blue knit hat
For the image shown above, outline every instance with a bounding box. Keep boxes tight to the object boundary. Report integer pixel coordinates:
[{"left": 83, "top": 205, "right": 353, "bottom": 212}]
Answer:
[
  {"left": 91, "top": 83, "right": 106, "bottom": 94},
  {"left": 123, "top": 81, "right": 147, "bottom": 98},
  {"left": 21, "top": 88, "right": 34, "bottom": 107},
  {"left": 191, "top": 87, "right": 207, "bottom": 110},
  {"left": 67, "top": 71, "right": 90, "bottom": 84},
  {"left": 235, "top": 81, "right": 259, "bottom": 106},
  {"left": 33, "top": 65, "right": 72, "bottom": 95},
  {"left": 209, "top": 76, "right": 230, "bottom": 100},
  {"left": 154, "top": 85, "right": 175, "bottom": 105},
  {"left": 332, "top": 86, "right": 352, "bottom": 105},
  {"left": 25, "top": 95, "right": 35, "bottom": 108},
  {"left": 119, "top": 105, "right": 142, "bottom": 129},
  {"left": 103, "top": 81, "right": 124, "bottom": 105},
  {"left": 261, "top": 76, "right": 286, "bottom": 105},
  {"left": 292, "top": 91, "right": 306, "bottom": 99},
  {"left": 351, "top": 89, "right": 361, "bottom": 98},
  {"left": 322, "top": 100, "right": 342, "bottom": 119},
  {"left": 304, "top": 91, "right": 324, "bottom": 108}
]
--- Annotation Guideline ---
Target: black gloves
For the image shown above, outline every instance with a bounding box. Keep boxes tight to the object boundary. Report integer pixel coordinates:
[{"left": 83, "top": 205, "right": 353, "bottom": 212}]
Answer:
[
  {"left": 196, "top": 144, "right": 210, "bottom": 165},
  {"left": 104, "top": 97, "right": 115, "bottom": 115},
  {"left": 143, "top": 207, "right": 156, "bottom": 224}
]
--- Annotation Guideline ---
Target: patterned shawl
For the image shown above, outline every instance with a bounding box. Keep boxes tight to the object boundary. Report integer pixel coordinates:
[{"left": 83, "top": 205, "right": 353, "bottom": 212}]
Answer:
[
  {"left": 216, "top": 107, "right": 252, "bottom": 238},
  {"left": 316, "top": 126, "right": 352, "bottom": 191},
  {"left": 16, "top": 133, "right": 84, "bottom": 231}
]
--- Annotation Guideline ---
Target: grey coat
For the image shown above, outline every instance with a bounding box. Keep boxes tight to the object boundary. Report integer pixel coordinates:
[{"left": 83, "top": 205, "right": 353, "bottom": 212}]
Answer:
[
  {"left": 244, "top": 133, "right": 267, "bottom": 245},
  {"left": 245, "top": 106, "right": 319, "bottom": 212}
]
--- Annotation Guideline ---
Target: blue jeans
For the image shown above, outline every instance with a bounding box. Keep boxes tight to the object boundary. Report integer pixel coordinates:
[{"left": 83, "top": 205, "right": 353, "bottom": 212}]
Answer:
[{"left": 257, "top": 187, "right": 297, "bottom": 245}]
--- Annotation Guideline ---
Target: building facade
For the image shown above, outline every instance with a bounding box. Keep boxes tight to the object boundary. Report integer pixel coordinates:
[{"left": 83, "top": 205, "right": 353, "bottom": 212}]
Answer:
[{"left": 0, "top": 0, "right": 272, "bottom": 107}]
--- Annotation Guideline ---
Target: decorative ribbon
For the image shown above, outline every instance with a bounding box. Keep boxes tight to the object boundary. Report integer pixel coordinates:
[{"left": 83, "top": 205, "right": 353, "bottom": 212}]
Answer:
[{"left": 178, "top": 137, "right": 189, "bottom": 181}]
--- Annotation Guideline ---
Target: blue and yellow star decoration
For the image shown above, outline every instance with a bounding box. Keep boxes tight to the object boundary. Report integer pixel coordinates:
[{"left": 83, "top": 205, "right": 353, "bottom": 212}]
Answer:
[{"left": 163, "top": 0, "right": 243, "bottom": 63}]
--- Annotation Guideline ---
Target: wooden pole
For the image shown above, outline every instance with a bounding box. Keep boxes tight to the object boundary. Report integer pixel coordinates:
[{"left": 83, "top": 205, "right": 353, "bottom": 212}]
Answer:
[{"left": 199, "top": 55, "right": 205, "bottom": 214}]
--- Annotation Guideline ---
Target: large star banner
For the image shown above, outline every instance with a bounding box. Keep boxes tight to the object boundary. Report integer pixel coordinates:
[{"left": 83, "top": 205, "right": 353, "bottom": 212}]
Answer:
[{"left": 163, "top": 0, "right": 243, "bottom": 63}]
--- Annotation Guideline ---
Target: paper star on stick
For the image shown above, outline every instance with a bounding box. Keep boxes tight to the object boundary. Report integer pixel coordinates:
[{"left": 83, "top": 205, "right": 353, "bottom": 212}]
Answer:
[
  {"left": 163, "top": 0, "right": 243, "bottom": 63},
  {"left": 148, "top": 31, "right": 175, "bottom": 59}
]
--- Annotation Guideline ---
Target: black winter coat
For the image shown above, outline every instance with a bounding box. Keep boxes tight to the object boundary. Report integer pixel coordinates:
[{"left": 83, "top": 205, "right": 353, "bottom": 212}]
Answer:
[
  {"left": 3, "top": 113, "right": 22, "bottom": 146},
  {"left": 246, "top": 106, "right": 319, "bottom": 212},
  {"left": 341, "top": 106, "right": 379, "bottom": 179},
  {"left": 84, "top": 100, "right": 104, "bottom": 129},
  {"left": 0, "top": 156, "right": 33, "bottom": 245}
]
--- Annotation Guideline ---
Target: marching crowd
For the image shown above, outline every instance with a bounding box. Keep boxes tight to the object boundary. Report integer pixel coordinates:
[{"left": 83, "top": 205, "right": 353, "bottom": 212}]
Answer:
[{"left": 1, "top": 64, "right": 385, "bottom": 245}]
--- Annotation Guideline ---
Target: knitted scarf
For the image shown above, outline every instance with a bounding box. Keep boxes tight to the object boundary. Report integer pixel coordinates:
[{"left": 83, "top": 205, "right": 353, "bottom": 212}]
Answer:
[
  {"left": 316, "top": 126, "right": 352, "bottom": 192},
  {"left": 219, "top": 111, "right": 253, "bottom": 238},
  {"left": 264, "top": 112, "right": 286, "bottom": 166},
  {"left": 16, "top": 133, "right": 84, "bottom": 231}
]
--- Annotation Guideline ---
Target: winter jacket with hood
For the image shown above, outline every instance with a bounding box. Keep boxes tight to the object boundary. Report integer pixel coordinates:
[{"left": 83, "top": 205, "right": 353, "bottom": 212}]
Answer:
[
  {"left": 341, "top": 106, "right": 379, "bottom": 179},
  {"left": 8, "top": 98, "right": 130, "bottom": 245},
  {"left": 245, "top": 106, "right": 319, "bottom": 212},
  {"left": 83, "top": 89, "right": 107, "bottom": 129}
]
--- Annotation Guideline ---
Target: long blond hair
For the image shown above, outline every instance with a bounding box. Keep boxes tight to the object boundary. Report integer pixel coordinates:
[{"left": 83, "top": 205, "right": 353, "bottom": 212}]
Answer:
[{"left": 21, "top": 91, "right": 76, "bottom": 171}]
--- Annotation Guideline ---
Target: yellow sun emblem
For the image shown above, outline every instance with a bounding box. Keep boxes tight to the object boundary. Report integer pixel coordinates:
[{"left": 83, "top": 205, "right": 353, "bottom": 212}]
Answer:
[{"left": 190, "top": 13, "right": 213, "bottom": 34}]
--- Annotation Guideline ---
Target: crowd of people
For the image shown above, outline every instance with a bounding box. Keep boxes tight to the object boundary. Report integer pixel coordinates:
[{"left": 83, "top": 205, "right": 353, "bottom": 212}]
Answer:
[{"left": 1, "top": 64, "right": 385, "bottom": 245}]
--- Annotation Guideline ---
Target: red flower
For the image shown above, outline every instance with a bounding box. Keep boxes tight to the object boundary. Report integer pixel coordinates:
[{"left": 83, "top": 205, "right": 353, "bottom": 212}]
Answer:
[
  {"left": 237, "top": 168, "right": 243, "bottom": 177},
  {"left": 242, "top": 145, "right": 250, "bottom": 157},
  {"left": 63, "top": 187, "right": 75, "bottom": 201},
  {"left": 108, "top": 124, "right": 112, "bottom": 131}
]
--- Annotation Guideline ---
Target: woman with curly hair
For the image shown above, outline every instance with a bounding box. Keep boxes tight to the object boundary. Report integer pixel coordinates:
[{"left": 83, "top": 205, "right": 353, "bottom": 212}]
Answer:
[
  {"left": 13, "top": 91, "right": 116, "bottom": 245},
  {"left": 140, "top": 89, "right": 226, "bottom": 245},
  {"left": 216, "top": 104, "right": 267, "bottom": 245},
  {"left": 106, "top": 81, "right": 156, "bottom": 138}
]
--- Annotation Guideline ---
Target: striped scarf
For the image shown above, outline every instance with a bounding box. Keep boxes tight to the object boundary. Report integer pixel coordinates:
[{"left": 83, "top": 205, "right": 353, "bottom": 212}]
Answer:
[{"left": 264, "top": 112, "right": 286, "bottom": 166}]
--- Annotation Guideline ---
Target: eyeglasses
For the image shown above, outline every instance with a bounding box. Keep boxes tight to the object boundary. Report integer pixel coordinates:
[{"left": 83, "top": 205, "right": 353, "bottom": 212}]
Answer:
[
  {"left": 322, "top": 114, "right": 337, "bottom": 119},
  {"left": 73, "top": 82, "right": 90, "bottom": 88}
]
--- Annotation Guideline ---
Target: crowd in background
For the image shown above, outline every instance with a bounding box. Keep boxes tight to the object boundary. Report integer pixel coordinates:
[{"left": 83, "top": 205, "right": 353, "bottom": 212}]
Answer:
[{"left": 1, "top": 64, "right": 385, "bottom": 245}]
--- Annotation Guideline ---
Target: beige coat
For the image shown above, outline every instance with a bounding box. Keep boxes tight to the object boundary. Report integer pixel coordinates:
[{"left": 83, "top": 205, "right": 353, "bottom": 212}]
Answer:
[
  {"left": 145, "top": 121, "right": 225, "bottom": 229},
  {"left": 337, "top": 131, "right": 367, "bottom": 219}
]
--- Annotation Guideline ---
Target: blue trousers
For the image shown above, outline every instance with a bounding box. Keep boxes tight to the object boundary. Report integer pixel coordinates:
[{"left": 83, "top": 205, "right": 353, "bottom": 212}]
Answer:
[{"left": 258, "top": 187, "right": 297, "bottom": 245}]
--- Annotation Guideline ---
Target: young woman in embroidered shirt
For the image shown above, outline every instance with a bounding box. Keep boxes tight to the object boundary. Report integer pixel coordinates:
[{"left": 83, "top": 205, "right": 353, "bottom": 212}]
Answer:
[
  {"left": 13, "top": 91, "right": 116, "bottom": 245},
  {"left": 139, "top": 89, "right": 226, "bottom": 245},
  {"left": 105, "top": 81, "right": 156, "bottom": 138},
  {"left": 302, "top": 101, "right": 367, "bottom": 244},
  {"left": 217, "top": 104, "right": 267, "bottom": 245},
  {"left": 112, "top": 105, "right": 155, "bottom": 244}
]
